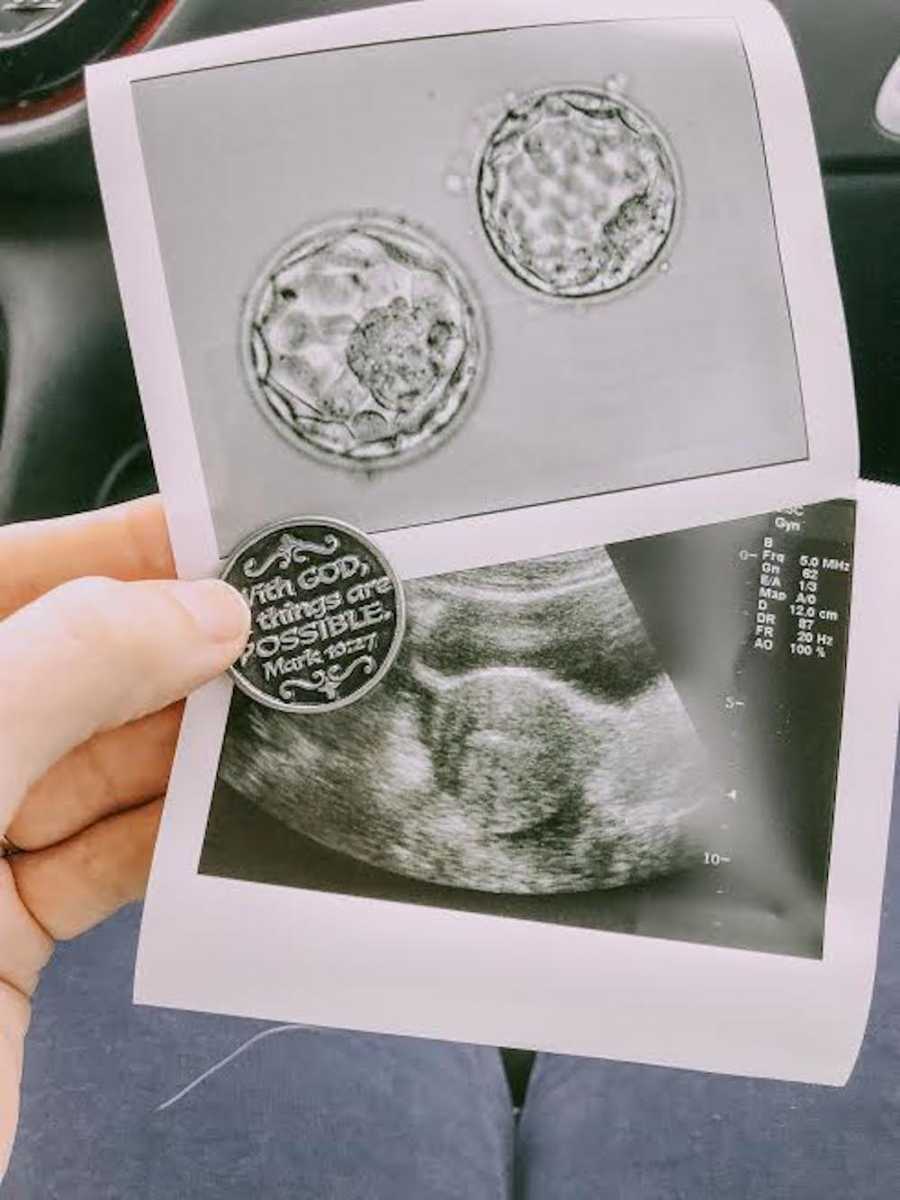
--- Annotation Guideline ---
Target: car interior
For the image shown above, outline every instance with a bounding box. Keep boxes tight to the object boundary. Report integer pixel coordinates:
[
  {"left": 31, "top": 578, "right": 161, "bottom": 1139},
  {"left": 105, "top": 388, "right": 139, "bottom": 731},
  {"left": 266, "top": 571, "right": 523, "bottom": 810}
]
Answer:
[{"left": 1, "top": 1, "right": 898, "bottom": 1193}]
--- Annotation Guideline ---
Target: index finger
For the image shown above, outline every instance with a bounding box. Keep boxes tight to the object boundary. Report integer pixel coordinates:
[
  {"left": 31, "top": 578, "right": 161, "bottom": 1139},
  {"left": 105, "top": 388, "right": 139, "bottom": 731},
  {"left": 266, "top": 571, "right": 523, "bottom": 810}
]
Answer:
[{"left": 0, "top": 495, "right": 174, "bottom": 619}]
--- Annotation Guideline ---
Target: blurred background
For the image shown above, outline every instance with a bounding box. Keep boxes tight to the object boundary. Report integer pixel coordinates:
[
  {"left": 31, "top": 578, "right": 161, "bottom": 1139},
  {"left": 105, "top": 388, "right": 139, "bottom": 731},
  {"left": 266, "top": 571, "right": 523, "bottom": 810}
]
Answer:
[
  {"left": 0, "top": 0, "right": 898, "bottom": 529},
  {"left": 1, "top": 3, "right": 898, "bottom": 1197}
]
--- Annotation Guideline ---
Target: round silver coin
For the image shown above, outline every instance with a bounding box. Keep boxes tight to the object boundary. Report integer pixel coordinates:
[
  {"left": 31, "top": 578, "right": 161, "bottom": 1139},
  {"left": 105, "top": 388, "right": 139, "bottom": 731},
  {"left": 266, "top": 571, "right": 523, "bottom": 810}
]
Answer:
[
  {"left": 477, "top": 88, "right": 678, "bottom": 298},
  {"left": 242, "top": 216, "right": 483, "bottom": 469},
  {"left": 221, "top": 517, "right": 406, "bottom": 713}
]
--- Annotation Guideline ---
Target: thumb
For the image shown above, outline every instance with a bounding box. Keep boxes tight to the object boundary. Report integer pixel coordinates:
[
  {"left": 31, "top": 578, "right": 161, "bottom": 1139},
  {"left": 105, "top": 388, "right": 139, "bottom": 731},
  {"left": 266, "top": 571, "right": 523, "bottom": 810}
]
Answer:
[{"left": 0, "top": 576, "right": 249, "bottom": 829}]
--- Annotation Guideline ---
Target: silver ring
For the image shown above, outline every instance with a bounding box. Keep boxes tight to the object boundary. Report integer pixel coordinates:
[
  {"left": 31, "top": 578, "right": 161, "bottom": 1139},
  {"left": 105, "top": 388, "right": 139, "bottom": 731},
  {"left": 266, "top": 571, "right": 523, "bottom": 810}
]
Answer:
[{"left": 0, "top": 834, "right": 24, "bottom": 859}]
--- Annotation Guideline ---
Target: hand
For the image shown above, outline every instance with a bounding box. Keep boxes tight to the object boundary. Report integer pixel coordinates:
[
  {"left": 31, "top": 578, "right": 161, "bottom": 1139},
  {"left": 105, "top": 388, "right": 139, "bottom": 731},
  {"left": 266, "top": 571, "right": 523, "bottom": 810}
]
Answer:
[{"left": 0, "top": 496, "right": 249, "bottom": 1178}]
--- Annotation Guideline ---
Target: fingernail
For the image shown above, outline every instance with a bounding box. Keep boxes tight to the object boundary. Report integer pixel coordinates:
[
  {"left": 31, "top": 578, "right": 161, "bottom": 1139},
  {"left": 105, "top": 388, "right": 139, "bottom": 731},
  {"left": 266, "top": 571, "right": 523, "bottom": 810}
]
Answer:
[{"left": 171, "top": 579, "right": 250, "bottom": 643}]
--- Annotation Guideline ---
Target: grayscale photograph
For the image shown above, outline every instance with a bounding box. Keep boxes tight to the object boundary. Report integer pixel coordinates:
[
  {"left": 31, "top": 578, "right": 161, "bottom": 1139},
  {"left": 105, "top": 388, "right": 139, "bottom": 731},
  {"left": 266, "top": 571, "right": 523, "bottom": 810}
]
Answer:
[
  {"left": 201, "top": 500, "right": 854, "bottom": 959},
  {"left": 132, "top": 17, "right": 808, "bottom": 556}
]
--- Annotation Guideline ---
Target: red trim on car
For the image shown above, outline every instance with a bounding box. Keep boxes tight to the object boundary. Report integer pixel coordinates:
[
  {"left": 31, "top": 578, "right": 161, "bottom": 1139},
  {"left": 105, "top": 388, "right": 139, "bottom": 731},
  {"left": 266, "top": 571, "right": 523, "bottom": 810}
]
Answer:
[{"left": 0, "top": 0, "right": 178, "bottom": 126}]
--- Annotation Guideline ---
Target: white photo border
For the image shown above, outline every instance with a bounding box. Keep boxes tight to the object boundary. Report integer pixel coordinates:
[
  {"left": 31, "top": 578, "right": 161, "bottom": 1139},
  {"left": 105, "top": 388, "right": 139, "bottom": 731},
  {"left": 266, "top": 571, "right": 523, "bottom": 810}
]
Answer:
[{"left": 132, "top": 481, "right": 898, "bottom": 1086}]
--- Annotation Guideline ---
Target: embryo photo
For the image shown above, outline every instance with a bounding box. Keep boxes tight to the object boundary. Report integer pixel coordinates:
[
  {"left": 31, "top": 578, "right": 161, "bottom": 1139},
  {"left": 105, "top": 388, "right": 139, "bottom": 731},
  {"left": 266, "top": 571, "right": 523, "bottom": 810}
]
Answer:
[{"left": 133, "top": 17, "right": 807, "bottom": 554}]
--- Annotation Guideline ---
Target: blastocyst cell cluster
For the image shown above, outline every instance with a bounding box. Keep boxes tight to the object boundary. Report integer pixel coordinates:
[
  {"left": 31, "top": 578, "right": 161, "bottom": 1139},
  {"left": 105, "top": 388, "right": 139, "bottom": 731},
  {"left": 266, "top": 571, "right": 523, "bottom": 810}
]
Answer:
[
  {"left": 245, "top": 218, "right": 481, "bottom": 467},
  {"left": 477, "top": 88, "right": 677, "bottom": 297}
]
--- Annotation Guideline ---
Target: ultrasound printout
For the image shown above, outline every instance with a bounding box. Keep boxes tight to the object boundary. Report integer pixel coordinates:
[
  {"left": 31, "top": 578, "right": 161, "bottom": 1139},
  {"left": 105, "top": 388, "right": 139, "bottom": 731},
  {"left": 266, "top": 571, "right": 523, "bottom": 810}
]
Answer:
[
  {"left": 86, "top": 0, "right": 894, "bottom": 1084},
  {"left": 201, "top": 501, "right": 854, "bottom": 960}
]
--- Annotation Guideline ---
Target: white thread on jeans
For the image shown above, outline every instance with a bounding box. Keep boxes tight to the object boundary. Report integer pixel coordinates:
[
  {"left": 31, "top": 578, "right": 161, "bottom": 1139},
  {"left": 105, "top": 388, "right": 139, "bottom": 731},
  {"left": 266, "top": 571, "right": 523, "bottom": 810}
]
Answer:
[{"left": 154, "top": 1023, "right": 307, "bottom": 1112}]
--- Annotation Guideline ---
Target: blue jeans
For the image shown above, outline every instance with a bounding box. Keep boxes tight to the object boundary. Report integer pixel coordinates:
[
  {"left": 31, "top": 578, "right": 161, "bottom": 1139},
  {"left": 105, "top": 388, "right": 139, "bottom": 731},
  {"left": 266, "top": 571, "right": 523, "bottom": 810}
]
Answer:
[
  {"left": 7, "top": 770, "right": 900, "bottom": 1200},
  {"left": 9, "top": 1009, "right": 900, "bottom": 1199}
]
